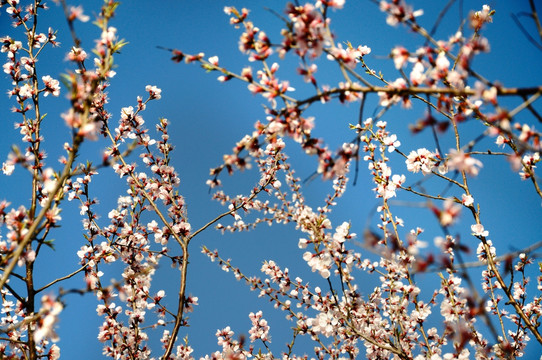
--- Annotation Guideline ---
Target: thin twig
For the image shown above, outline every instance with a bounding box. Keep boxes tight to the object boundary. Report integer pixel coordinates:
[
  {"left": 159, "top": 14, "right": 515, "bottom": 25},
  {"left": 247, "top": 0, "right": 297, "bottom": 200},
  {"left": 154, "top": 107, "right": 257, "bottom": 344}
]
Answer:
[
  {"left": 530, "top": 0, "right": 542, "bottom": 39},
  {"left": 35, "top": 265, "right": 87, "bottom": 294}
]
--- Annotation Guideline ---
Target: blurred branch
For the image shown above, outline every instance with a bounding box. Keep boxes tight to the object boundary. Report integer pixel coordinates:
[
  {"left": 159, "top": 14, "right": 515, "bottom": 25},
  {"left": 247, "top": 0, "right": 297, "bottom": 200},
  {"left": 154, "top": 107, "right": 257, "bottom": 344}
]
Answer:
[
  {"left": 444, "top": 242, "right": 542, "bottom": 270},
  {"left": 509, "top": 91, "right": 542, "bottom": 118},
  {"left": 521, "top": 94, "right": 542, "bottom": 122},
  {"left": 425, "top": 0, "right": 457, "bottom": 47},
  {"left": 511, "top": 12, "right": 542, "bottom": 51},
  {"left": 530, "top": 0, "right": 542, "bottom": 40},
  {"left": 352, "top": 236, "right": 542, "bottom": 273}
]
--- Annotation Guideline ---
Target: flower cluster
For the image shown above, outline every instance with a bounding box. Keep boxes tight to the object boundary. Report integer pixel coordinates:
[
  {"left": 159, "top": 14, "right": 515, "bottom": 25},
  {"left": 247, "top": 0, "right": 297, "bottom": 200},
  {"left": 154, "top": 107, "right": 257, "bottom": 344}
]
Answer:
[
  {"left": 1, "top": 1, "right": 542, "bottom": 360},
  {"left": 188, "top": 1, "right": 542, "bottom": 358}
]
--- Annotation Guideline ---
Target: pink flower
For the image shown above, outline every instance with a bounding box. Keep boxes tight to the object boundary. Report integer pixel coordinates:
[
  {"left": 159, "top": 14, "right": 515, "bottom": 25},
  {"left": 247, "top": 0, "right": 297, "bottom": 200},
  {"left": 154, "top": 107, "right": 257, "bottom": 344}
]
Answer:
[
  {"left": 482, "top": 86, "right": 497, "bottom": 104},
  {"left": 61, "top": 109, "right": 81, "bottom": 128},
  {"left": 380, "top": 0, "right": 424, "bottom": 26},
  {"left": 355, "top": 45, "right": 372, "bottom": 57},
  {"left": 303, "top": 251, "right": 332, "bottom": 278},
  {"left": 248, "top": 311, "right": 270, "bottom": 342},
  {"left": 2, "top": 61, "right": 14, "bottom": 75},
  {"left": 240, "top": 66, "right": 253, "bottom": 81},
  {"left": 495, "top": 135, "right": 508, "bottom": 148},
  {"left": 68, "top": 5, "right": 90, "bottom": 22},
  {"left": 447, "top": 149, "right": 483, "bottom": 176},
  {"left": 433, "top": 199, "right": 461, "bottom": 227},
  {"left": 100, "top": 26, "right": 117, "bottom": 46},
  {"left": 297, "top": 63, "right": 318, "bottom": 84},
  {"left": 306, "top": 312, "right": 338, "bottom": 337},
  {"left": 48, "top": 345, "right": 60, "bottom": 360},
  {"left": 378, "top": 78, "right": 410, "bottom": 107},
  {"left": 471, "top": 223, "right": 488, "bottom": 237},
  {"left": 374, "top": 163, "right": 406, "bottom": 199},
  {"left": 41, "top": 167, "right": 57, "bottom": 195},
  {"left": 286, "top": 3, "right": 329, "bottom": 58},
  {"left": 67, "top": 47, "right": 87, "bottom": 62},
  {"left": 519, "top": 152, "right": 539, "bottom": 180},
  {"left": 327, "top": 45, "right": 354, "bottom": 69},
  {"left": 477, "top": 239, "right": 496, "bottom": 262},
  {"left": 391, "top": 46, "right": 410, "bottom": 69},
  {"left": 145, "top": 85, "right": 162, "bottom": 99},
  {"left": 470, "top": 5, "right": 493, "bottom": 30},
  {"left": 316, "top": 0, "right": 345, "bottom": 9}
]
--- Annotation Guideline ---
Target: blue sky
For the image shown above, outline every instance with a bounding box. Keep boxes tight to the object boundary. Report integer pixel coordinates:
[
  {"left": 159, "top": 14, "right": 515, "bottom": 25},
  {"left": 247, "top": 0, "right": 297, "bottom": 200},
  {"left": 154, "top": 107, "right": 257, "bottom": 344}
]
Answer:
[{"left": 1, "top": 0, "right": 541, "bottom": 358}]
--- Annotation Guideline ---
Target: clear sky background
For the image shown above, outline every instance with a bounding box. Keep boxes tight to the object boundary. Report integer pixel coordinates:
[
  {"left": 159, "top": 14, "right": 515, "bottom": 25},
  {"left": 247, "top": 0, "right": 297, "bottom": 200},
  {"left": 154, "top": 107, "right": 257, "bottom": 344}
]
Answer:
[{"left": 1, "top": 0, "right": 541, "bottom": 358}]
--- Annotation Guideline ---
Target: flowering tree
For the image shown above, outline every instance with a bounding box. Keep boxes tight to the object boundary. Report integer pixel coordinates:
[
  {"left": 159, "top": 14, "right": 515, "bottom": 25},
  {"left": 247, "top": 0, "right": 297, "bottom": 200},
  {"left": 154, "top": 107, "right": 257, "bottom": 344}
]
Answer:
[{"left": 1, "top": 0, "right": 541, "bottom": 359}]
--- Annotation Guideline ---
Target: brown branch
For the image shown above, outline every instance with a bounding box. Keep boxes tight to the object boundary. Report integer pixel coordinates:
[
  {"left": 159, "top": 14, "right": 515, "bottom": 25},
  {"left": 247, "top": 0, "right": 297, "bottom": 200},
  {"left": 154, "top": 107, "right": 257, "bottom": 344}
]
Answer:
[
  {"left": 188, "top": 157, "right": 280, "bottom": 243},
  {"left": 295, "top": 85, "right": 542, "bottom": 109},
  {"left": 483, "top": 240, "right": 542, "bottom": 344},
  {"left": 162, "top": 156, "right": 280, "bottom": 359},
  {"left": 162, "top": 241, "right": 188, "bottom": 360},
  {"left": 0, "top": 135, "right": 83, "bottom": 292},
  {"left": 35, "top": 264, "right": 87, "bottom": 294}
]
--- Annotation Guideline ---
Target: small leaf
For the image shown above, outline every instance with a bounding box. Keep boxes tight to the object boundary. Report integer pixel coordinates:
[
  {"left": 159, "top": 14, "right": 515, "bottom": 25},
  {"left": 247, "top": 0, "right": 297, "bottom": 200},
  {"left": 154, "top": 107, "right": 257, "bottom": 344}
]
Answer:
[{"left": 43, "top": 239, "right": 56, "bottom": 250}]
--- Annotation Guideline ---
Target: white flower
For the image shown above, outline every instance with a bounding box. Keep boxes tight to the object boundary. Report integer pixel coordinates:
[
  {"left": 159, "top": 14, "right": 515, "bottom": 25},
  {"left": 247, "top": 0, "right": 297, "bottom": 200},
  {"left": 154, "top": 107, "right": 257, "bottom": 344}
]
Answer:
[
  {"left": 208, "top": 56, "right": 219, "bottom": 66},
  {"left": 33, "top": 295, "right": 63, "bottom": 343},
  {"left": 42, "top": 75, "right": 60, "bottom": 97},
  {"left": 461, "top": 194, "right": 474, "bottom": 207},
  {"left": 2, "top": 162, "right": 14, "bottom": 175},
  {"left": 406, "top": 148, "right": 437, "bottom": 175},
  {"left": 383, "top": 134, "right": 401, "bottom": 152},
  {"left": 19, "top": 83, "right": 34, "bottom": 98},
  {"left": 435, "top": 52, "right": 450, "bottom": 71},
  {"left": 410, "top": 61, "right": 426, "bottom": 85}
]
